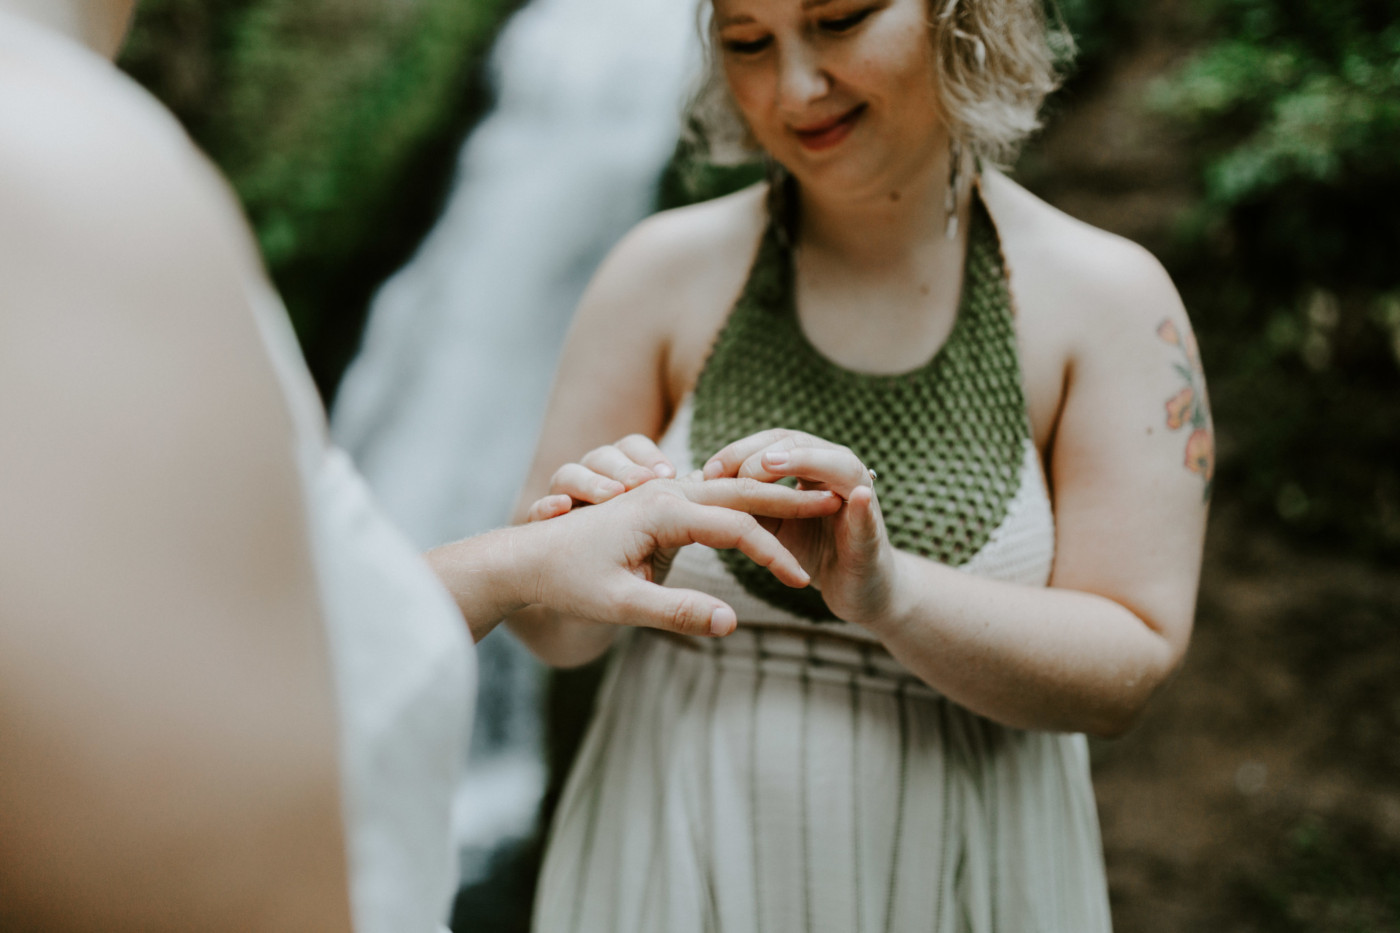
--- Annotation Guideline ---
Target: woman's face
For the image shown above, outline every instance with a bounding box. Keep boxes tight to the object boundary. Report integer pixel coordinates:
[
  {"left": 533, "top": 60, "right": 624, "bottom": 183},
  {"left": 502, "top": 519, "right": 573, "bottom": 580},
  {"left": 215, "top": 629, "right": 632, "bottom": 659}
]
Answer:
[{"left": 714, "top": 0, "right": 946, "bottom": 198}]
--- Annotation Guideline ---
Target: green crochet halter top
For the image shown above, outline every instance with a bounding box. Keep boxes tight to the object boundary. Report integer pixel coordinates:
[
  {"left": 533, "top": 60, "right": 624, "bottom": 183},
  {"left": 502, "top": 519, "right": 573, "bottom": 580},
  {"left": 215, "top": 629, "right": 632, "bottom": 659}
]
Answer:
[{"left": 689, "top": 188, "right": 1031, "bottom": 622}]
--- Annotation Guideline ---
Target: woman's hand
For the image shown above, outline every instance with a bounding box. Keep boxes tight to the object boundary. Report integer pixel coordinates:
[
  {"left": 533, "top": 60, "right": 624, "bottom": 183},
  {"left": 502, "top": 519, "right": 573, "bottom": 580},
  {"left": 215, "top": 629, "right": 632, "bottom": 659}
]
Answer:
[
  {"left": 521, "top": 434, "right": 686, "bottom": 582},
  {"left": 518, "top": 476, "right": 841, "bottom": 637},
  {"left": 523, "top": 434, "right": 678, "bottom": 522},
  {"left": 701, "top": 429, "right": 899, "bottom": 627}
]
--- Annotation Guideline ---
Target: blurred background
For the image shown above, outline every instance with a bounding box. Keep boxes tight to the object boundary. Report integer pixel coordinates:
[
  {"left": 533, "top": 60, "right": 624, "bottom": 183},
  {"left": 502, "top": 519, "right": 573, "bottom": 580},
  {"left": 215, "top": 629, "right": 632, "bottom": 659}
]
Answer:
[{"left": 120, "top": 0, "right": 1400, "bottom": 929}]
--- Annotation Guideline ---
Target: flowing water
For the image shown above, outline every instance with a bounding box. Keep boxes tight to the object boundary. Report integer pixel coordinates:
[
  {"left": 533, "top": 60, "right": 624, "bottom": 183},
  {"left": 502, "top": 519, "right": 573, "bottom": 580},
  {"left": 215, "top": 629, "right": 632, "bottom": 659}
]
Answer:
[{"left": 330, "top": 0, "right": 702, "bottom": 884}]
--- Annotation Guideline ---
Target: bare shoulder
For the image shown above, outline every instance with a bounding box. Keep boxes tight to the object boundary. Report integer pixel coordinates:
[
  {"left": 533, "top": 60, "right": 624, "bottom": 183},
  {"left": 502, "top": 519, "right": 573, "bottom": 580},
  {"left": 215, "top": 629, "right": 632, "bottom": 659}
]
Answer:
[
  {"left": 612, "top": 183, "right": 768, "bottom": 273},
  {"left": 571, "top": 182, "right": 769, "bottom": 393},
  {"left": 0, "top": 32, "right": 311, "bottom": 592},
  {"left": 980, "top": 168, "right": 1186, "bottom": 349},
  {"left": 0, "top": 37, "right": 264, "bottom": 296},
  {"left": 591, "top": 183, "right": 767, "bottom": 316}
]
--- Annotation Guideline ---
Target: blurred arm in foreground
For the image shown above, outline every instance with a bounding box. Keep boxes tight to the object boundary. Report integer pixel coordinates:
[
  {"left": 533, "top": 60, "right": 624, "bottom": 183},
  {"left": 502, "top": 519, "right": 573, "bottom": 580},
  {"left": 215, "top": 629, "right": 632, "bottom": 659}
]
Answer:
[
  {"left": 0, "top": 3, "right": 835, "bottom": 930},
  {"left": 0, "top": 2, "right": 353, "bottom": 929}
]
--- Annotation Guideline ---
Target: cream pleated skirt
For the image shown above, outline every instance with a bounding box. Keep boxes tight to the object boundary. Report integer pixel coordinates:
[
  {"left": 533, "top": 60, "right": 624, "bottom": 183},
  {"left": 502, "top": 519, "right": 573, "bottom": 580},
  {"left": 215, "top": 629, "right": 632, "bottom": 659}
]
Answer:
[{"left": 532, "top": 627, "right": 1112, "bottom": 933}]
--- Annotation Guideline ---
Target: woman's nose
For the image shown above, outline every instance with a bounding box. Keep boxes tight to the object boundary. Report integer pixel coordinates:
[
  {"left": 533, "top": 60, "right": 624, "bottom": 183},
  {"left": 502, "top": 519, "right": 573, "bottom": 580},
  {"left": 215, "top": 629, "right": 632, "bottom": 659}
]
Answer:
[{"left": 776, "top": 43, "right": 830, "bottom": 111}]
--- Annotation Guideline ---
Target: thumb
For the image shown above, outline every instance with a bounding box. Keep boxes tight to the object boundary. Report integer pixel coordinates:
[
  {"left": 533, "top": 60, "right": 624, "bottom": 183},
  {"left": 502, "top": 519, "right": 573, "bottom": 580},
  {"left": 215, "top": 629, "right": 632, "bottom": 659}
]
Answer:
[
  {"left": 616, "top": 578, "right": 738, "bottom": 638},
  {"left": 842, "top": 485, "right": 886, "bottom": 567}
]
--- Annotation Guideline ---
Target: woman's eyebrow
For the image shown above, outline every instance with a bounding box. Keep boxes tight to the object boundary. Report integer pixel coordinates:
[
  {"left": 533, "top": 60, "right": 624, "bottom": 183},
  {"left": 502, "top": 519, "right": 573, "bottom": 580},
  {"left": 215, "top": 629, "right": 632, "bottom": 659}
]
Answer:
[{"left": 718, "top": 0, "right": 840, "bottom": 27}]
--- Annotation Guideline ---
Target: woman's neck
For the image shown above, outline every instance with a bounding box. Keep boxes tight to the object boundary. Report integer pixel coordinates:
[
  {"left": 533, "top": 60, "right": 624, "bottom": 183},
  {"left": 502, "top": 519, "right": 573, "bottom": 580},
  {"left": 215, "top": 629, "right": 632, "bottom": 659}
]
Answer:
[
  {"left": 0, "top": 0, "right": 134, "bottom": 59},
  {"left": 791, "top": 145, "right": 973, "bottom": 270}
]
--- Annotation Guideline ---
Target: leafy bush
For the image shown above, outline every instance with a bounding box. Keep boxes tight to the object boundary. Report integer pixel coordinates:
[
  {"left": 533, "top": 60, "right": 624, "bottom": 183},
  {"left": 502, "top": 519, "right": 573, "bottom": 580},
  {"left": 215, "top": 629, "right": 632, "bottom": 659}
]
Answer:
[
  {"left": 1153, "top": 0, "right": 1400, "bottom": 558},
  {"left": 122, "top": 0, "right": 521, "bottom": 398}
]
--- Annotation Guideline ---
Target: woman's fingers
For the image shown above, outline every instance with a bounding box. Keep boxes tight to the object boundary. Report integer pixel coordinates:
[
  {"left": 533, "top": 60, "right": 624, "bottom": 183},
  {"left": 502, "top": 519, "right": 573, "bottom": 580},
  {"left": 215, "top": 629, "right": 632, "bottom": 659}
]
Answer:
[
  {"left": 580, "top": 439, "right": 669, "bottom": 490},
  {"left": 701, "top": 429, "right": 799, "bottom": 479},
  {"left": 613, "top": 434, "right": 675, "bottom": 479},
  {"left": 525, "top": 493, "right": 573, "bottom": 523},
  {"left": 542, "top": 436, "right": 674, "bottom": 509},
  {"left": 679, "top": 476, "right": 841, "bottom": 519},
  {"left": 748, "top": 446, "right": 872, "bottom": 498},
  {"left": 646, "top": 494, "right": 812, "bottom": 589},
  {"left": 548, "top": 462, "right": 626, "bottom": 504},
  {"left": 843, "top": 485, "right": 886, "bottom": 563}
]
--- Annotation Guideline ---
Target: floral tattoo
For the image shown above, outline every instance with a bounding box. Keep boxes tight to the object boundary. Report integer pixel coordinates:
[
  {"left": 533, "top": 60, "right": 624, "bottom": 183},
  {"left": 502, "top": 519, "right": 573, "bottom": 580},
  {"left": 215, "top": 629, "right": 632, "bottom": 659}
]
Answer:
[{"left": 1157, "top": 319, "right": 1213, "bottom": 501}]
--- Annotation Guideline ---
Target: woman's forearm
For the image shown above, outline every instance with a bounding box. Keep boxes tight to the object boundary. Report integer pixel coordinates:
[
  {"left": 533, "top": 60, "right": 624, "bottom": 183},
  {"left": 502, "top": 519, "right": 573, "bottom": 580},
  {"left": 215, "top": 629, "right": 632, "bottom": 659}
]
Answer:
[{"left": 865, "top": 550, "right": 1179, "bottom": 737}]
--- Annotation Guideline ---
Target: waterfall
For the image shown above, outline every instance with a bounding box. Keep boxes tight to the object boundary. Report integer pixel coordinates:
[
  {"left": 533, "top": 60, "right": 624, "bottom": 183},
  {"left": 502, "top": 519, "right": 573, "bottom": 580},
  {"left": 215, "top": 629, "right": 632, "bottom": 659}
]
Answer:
[{"left": 330, "top": 0, "right": 702, "bottom": 883}]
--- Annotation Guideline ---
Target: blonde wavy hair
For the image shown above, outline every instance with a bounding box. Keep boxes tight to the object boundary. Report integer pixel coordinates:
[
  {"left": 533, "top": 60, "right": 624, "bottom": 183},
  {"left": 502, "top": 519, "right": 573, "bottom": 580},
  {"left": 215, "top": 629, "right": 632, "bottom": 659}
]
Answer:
[{"left": 685, "top": 0, "right": 1071, "bottom": 168}]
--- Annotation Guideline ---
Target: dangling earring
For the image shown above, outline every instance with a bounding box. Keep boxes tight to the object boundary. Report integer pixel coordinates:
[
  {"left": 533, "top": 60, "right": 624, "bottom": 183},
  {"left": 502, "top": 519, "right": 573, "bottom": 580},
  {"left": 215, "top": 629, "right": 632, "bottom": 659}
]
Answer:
[
  {"left": 764, "top": 157, "right": 797, "bottom": 249},
  {"left": 944, "top": 138, "right": 964, "bottom": 241}
]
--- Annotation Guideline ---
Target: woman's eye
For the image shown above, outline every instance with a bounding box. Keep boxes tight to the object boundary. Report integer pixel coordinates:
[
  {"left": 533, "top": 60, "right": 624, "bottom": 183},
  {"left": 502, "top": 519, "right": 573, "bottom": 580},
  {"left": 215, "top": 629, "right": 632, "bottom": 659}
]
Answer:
[
  {"left": 818, "top": 8, "right": 873, "bottom": 32},
  {"left": 723, "top": 36, "right": 773, "bottom": 55}
]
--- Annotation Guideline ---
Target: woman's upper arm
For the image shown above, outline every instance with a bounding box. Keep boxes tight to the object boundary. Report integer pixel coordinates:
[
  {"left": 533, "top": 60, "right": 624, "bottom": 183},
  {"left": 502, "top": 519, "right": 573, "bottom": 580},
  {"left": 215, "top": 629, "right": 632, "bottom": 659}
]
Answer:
[
  {"left": 513, "top": 208, "right": 729, "bottom": 518},
  {"left": 1045, "top": 238, "right": 1212, "bottom": 669},
  {"left": 505, "top": 218, "right": 687, "bottom": 660}
]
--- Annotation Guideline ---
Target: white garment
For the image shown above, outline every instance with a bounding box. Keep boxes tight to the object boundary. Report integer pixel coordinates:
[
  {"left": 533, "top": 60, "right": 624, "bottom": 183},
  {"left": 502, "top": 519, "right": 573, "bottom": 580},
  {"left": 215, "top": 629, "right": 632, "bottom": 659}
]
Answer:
[
  {"left": 534, "top": 402, "right": 1111, "bottom": 932},
  {"left": 251, "top": 281, "right": 475, "bottom": 933}
]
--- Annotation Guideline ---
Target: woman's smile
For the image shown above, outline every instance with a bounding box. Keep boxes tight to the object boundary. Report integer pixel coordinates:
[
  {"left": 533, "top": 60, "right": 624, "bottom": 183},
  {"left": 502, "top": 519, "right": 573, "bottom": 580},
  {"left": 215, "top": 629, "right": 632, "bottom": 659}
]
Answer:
[
  {"left": 790, "top": 102, "right": 867, "bottom": 151},
  {"left": 717, "top": 0, "right": 947, "bottom": 194}
]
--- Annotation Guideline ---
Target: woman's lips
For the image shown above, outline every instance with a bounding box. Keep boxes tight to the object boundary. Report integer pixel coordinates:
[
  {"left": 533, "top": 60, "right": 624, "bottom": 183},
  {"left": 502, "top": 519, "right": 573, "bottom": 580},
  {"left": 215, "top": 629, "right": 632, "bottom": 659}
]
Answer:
[{"left": 791, "top": 104, "right": 867, "bottom": 152}]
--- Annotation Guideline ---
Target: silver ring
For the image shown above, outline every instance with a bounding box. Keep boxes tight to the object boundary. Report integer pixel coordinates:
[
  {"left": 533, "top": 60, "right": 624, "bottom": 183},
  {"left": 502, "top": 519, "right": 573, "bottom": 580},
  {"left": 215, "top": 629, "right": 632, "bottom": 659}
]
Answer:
[{"left": 867, "top": 468, "right": 879, "bottom": 484}]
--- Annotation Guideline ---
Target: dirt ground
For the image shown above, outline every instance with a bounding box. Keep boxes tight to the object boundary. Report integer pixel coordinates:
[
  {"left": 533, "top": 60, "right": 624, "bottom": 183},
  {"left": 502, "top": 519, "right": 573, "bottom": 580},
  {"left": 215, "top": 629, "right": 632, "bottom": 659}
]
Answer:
[
  {"left": 1021, "top": 8, "right": 1400, "bottom": 931},
  {"left": 1093, "top": 504, "right": 1400, "bottom": 932}
]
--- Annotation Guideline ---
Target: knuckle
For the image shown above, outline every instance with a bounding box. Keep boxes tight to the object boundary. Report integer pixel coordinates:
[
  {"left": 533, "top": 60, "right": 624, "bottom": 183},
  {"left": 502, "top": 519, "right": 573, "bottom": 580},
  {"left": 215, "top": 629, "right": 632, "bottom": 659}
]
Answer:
[
  {"left": 734, "top": 476, "right": 766, "bottom": 496},
  {"left": 665, "top": 600, "right": 692, "bottom": 634},
  {"left": 669, "top": 598, "right": 708, "bottom": 637},
  {"left": 728, "top": 510, "right": 761, "bottom": 538}
]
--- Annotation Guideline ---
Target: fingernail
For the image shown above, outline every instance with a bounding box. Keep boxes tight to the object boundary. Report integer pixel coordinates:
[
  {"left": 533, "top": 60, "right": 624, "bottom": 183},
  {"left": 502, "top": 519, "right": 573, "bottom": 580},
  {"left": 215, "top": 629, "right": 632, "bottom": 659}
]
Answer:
[
  {"left": 764, "top": 452, "right": 789, "bottom": 466},
  {"left": 709, "top": 606, "right": 736, "bottom": 637},
  {"left": 603, "top": 480, "right": 625, "bottom": 495},
  {"left": 654, "top": 463, "right": 675, "bottom": 478}
]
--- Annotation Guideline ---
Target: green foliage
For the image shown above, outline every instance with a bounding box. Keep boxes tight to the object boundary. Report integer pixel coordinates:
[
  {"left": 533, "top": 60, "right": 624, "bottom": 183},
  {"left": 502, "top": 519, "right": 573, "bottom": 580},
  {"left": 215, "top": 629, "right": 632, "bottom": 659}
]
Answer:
[
  {"left": 1051, "top": 0, "right": 1142, "bottom": 75},
  {"left": 215, "top": 0, "right": 513, "bottom": 267},
  {"left": 1236, "top": 815, "right": 1400, "bottom": 932},
  {"left": 1153, "top": 0, "right": 1400, "bottom": 559},
  {"left": 122, "top": 0, "right": 521, "bottom": 397}
]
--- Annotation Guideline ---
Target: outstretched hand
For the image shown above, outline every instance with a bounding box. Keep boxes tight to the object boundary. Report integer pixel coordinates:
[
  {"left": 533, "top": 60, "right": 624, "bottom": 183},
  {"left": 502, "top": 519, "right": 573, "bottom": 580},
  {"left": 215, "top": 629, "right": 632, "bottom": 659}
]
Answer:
[
  {"left": 523, "top": 476, "right": 840, "bottom": 637},
  {"left": 701, "top": 429, "right": 898, "bottom": 626}
]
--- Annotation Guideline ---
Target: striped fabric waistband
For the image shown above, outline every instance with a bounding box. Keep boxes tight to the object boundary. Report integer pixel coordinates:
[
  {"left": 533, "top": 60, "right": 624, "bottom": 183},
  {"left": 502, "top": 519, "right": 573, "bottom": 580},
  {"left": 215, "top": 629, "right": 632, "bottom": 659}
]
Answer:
[{"left": 644, "top": 627, "right": 941, "bottom": 699}]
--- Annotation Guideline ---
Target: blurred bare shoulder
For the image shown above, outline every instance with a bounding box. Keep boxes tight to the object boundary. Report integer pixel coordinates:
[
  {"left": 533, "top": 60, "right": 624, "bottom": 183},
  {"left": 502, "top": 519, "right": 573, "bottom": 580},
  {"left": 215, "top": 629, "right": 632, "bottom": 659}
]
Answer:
[
  {"left": 0, "top": 23, "right": 352, "bottom": 930},
  {"left": 586, "top": 182, "right": 769, "bottom": 394},
  {"left": 0, "top": 10, "right": 320, "bottom": 633},
  {"left": 0, "top": 20, "right": 270, "bottom": 291}
]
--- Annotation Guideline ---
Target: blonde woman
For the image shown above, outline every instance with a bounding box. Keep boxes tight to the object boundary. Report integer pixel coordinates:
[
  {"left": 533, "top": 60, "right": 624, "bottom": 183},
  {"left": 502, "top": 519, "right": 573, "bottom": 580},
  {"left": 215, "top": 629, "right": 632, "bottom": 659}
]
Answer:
[{"left": 512, "top": 0, "right": 1212, "bottom": 929}]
